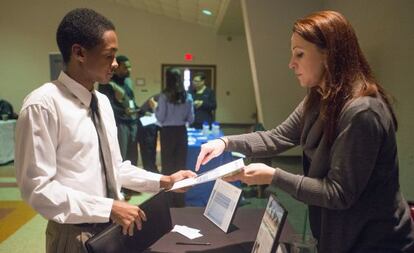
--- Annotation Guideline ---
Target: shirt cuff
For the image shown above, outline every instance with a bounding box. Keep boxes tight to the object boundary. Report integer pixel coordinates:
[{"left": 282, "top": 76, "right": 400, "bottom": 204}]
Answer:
[{"left": 145, "top": 171, "right": 163, "bottom": 192}]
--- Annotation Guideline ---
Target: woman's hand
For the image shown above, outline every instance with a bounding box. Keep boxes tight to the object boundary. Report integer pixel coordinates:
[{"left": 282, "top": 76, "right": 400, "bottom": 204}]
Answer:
[
  {"left": 195, "top": 138, "right": 227, "bottom": 171},
  {"left": 148, "top": 97, "right": 158, "bottom": 109},
  {"left": 224, "top": 163, "right": 276, "bottom": 185}
]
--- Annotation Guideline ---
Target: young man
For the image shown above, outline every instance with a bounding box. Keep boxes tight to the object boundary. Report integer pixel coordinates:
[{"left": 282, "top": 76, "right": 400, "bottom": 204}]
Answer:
[{"left": 15, "top": 8, "right": 194, "bottom": 253}]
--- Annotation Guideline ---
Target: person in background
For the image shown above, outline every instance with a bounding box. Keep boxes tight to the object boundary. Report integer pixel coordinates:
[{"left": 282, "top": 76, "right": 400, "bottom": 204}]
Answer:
[
  {"left": 151, "top": 68, "right": 194, "bottom": 207},
  {"left": 195, "top": 10, "right": 414, "bottom": 253},
  {"left": 0, "top": 99, "right": 18, "bottom": 120},
  {"left": 15, "top": 8, "right": 195, "bottom": 253},
  {"left": 137, "top": 93, "right": 160, "bottom": 173},
  {"left": 99, "top": 55, "right": 139, "bottom": 165},
  {"left": 190, "top": 72, "right": 216, "bottom": 129}
]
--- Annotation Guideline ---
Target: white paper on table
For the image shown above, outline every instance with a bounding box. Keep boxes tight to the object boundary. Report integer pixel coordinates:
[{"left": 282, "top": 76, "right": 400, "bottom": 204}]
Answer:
[
  {"left": 172, "top": 225, "right": 203, "bottom": 239},
  {"left": 172, "top": 225, "right": 200, "bottom": 234},
  {"left": 169, "top": 158, "right": 244, "bottom": 191},
  {"left": 139, "top": 113, "right": 157, "bottom": 126}
]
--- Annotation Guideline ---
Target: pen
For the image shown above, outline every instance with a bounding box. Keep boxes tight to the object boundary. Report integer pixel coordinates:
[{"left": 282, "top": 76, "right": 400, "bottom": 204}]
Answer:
[{"left": 176, "top": 242, "right": 211, "bottom": 246}]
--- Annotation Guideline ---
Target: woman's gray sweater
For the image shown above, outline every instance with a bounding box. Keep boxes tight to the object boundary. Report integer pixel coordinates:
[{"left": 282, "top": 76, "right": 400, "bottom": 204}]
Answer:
[{"left": 226, "top": 96, "right": 414, "bottom": 253}]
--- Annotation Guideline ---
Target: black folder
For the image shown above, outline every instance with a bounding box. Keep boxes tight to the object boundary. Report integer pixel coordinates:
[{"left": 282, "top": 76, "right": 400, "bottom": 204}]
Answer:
[{"left": 85, "top": 191, "right": 172, "bottom": 253}]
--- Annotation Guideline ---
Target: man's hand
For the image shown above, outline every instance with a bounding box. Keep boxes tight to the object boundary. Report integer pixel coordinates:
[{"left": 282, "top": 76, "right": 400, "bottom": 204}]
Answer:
[
  {"left": 224, "top": 163, "right": 275, "bottom": 186},
  {"left": 125, "top": 107, "right": 137, "bottom": 116},
  {"left": 110, "top": 200, "right": 147, "bottom": 236},
  {"left": 194, "top": 100, "right": 203, "bottom": 109},
  {"left": 195, "top": 138, "right": 227, "bottom": 171},
  {"left": 160, "top": 170, "right": 197, "bottom": 192}
]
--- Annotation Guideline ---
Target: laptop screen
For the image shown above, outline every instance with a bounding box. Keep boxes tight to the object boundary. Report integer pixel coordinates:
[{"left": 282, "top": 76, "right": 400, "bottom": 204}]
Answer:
[{"left": 251, "top": 194, "right": 288, "bottom": 253}]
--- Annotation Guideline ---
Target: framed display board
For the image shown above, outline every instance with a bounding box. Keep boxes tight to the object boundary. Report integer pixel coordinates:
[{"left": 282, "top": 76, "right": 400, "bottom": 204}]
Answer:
[
  {"left": 251, "top": 194, "right": 288, "bottom": 253},
  {"left": 203, "top": 179, "right": 242, "bottom": 233}
]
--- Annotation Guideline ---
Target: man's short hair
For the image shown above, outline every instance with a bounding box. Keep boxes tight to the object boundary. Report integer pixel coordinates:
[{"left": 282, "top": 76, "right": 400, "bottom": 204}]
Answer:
[
  {"left": 193, "top": 72, "right": 206, "bottom": 81},
  {"left": 56, "top": 8, "right": 115, "bottom": 64},
  {"left": 116, "top": 55, "right": 129, "bottom": 64}
]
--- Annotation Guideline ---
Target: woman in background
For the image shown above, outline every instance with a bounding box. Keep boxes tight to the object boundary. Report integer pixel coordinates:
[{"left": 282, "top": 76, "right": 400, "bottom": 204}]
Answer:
[
  {"left": 153, "top": 68, "right": 194, "bottom": 207},
  {"left": 195, "top": 11, "right": 414, "bottom": 253}
]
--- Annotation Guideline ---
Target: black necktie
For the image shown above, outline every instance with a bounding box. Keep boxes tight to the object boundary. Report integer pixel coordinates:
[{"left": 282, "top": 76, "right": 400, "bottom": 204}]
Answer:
[{"left": 90, "top": 92, "right": 117, "bottom": 199}]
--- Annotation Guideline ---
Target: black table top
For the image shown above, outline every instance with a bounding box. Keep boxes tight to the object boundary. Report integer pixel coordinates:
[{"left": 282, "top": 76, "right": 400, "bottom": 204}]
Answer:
[{"left": 145, "top": 207, "right": 293, "bottom": 253}]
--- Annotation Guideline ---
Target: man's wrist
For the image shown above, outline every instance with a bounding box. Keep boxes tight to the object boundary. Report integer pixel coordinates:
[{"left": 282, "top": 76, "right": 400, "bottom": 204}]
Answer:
[{"left": 160, "top": 176, "right": 173, "bottom": 190}]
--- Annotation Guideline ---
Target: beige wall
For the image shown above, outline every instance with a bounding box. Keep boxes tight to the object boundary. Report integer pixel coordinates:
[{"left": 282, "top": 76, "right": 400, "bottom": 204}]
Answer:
[
  {"left": 242, "top": 0, "right": 414, "bottom": 198},
  {"left": 241, "top": 0, "right": 322, "bottom": 155},
  {"left": 0, "top": 0, "right": 256, "bottom": 124}
]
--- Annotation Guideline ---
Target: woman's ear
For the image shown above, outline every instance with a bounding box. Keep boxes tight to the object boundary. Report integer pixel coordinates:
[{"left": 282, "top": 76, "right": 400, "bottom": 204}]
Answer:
[
  {"left": 322, "top": 50, "right": 328, "bottom": 69},
  {"left": 72, "top": 44, "right": 86, "bottom": 63}
]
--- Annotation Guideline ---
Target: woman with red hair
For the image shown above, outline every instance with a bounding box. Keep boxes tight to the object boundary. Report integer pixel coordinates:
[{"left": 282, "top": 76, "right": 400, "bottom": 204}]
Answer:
[{"left": 195, "top": 11, "right": 414, "bottom": 253}]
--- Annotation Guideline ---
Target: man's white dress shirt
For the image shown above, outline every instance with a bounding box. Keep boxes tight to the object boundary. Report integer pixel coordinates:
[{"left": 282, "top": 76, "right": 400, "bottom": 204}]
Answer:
[{"left": 15, "top": 71, "right": 162, "bottom": 224}]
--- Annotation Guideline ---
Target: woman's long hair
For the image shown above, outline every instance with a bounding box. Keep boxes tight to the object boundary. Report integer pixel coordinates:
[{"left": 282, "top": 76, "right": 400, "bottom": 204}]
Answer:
[
  {"left": 163, "top": 68, "right": 187, "bottom": 104},
  {"left": 293, "top": 10, "right": 397, "bottom": 145}
]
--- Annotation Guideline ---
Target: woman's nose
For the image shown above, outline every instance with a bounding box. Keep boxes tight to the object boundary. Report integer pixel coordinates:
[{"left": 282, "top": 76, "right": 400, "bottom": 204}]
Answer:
[{"left": 288, "top": 58, "right": 295, "bottom": 70}]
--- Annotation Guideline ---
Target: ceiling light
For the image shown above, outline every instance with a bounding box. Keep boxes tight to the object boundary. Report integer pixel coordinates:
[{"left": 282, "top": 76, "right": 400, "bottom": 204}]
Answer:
[{"left": 202, "top": 9, "right": 213, "bottom": 16}]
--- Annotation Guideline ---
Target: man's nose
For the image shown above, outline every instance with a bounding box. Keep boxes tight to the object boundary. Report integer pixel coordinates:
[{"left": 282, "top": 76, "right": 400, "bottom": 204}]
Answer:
[{"left": 112, "top": 59, "right": 118, "bottom": 69}]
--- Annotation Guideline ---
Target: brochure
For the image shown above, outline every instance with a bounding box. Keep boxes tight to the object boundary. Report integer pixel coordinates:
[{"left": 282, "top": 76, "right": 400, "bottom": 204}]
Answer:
[{"left": 169, "top": 158, "right": 244, "bottom": 191}]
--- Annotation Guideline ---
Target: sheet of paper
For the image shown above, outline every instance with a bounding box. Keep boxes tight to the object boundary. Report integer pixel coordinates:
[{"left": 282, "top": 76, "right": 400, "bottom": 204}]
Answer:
[
  {"left": 172, "top": 225, "right": 203, "bottom": 239},
  {"left": 139, "top": 113, "right": 157, "bottom": 126},
  {"left": 169, "top": 158, "right": 244, "bottom": 191}
]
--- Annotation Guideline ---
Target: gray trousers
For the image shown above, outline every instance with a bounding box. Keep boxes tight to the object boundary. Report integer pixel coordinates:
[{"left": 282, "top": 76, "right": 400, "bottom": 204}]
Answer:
[
  {"left": 117, "top": 122, "right": 138, "bottom": 165},
  {"left": 46, "top": 221, "right": 109, "bottom": 253}
]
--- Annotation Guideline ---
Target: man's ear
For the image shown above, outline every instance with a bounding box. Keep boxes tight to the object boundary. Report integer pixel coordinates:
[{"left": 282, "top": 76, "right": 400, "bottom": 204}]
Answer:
[{"left": 72, "top": 44, "right": 86, "bottom": 63}]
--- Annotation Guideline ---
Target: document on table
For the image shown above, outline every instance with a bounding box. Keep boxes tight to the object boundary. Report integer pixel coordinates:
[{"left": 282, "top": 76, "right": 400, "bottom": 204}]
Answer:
[
  {"left": 172, "top": 225, "right": 203, "bottom": 239},
  {"left": 169, "top": 158, "right": 244, "bottom": 191}
]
